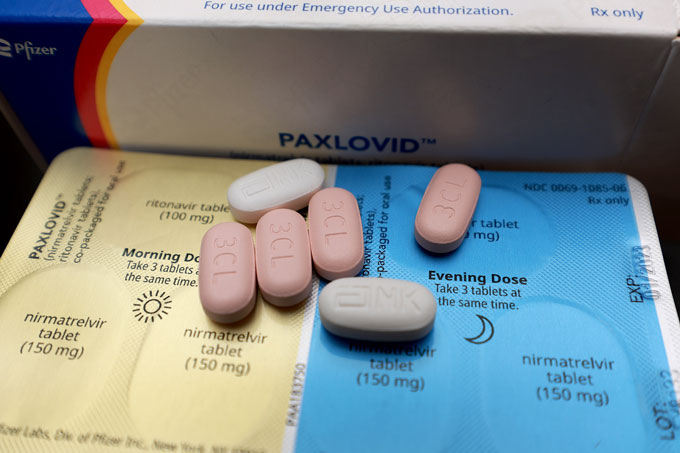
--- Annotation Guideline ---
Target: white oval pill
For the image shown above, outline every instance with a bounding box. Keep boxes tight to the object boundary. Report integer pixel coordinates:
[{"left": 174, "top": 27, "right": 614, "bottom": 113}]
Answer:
[
  {"left": 319, "top": 278, "right": 436, "bottom": 342},
  {"left": 256, "top": 209, "right": 313, "bottom": 307},
  {"left": 414, "top": 164, "right": 481, "bottom": 253},
  {"left": 199, "top": 222, "right": 256, "bottom": 323},
  {"left": 308, "top": 188, "right": 364, "bottom": 281},
  {"left": 227, "top": 159, "right": 325, "bottom": 224}
]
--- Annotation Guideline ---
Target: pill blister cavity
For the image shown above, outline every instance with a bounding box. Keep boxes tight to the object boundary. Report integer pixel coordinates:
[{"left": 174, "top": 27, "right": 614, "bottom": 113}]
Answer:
[
  {"left": 0, "top": 265, "right": 126, "bottom": 425},
  {"left": 479, "top": 298, "right": 643, "bottom": 451}
]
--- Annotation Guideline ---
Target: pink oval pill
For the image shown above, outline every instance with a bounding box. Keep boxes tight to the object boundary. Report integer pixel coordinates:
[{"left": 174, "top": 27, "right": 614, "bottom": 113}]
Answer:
[
  {"left": 255, "top": 209, "right": 312, "bottom": 307},
  {"left": 414, "top": 164, "right": 481, "bottom": 253},
  {"left": 199, "top": 222, "right": 256, "bottom": 323},
  {"left": 308, "top": 188, "right": 364, "bottom": 280}
]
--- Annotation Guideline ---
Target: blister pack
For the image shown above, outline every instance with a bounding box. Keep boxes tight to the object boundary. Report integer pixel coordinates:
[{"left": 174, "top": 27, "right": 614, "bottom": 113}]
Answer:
[{"left": 0, "top": 149, "right": 677, "bottom": 452}]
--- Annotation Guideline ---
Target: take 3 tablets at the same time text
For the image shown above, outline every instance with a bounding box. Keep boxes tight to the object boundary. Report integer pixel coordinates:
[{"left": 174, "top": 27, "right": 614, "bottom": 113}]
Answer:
[{"left": 199, "top": 159, "right": 481, "bottom": 340}]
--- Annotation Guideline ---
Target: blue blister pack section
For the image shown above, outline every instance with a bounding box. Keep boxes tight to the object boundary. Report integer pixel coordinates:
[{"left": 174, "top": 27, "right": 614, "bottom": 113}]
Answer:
[{"left": 293, "top": 166, "right": 680, "bottom": 452}]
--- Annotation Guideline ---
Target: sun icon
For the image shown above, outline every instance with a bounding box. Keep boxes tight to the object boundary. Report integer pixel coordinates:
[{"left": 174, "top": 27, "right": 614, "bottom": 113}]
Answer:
[{"left": 133, "top": 290, "right": 172, "bottom": 323}]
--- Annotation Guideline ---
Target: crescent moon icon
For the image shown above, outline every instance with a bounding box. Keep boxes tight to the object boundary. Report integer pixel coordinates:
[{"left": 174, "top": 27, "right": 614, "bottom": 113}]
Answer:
[{"left": 465, "top": 315, "right": 494, "bottom": 344}]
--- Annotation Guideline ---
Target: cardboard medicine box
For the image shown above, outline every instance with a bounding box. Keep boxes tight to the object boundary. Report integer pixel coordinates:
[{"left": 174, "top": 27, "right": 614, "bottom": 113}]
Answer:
[{"left": 0, "top": 0, "right": 678, "bottom": 170}]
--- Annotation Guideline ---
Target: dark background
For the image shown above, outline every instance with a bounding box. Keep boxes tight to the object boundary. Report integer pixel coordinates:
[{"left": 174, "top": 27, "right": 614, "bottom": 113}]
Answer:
[{"left": 1, "top": 111, "right": 678, "bottom": 307}]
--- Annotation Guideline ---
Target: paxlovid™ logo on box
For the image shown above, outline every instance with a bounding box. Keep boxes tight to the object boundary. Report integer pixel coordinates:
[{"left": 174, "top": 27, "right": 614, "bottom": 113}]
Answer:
[
  {"left": 0, "top": 37, "right": 58, "bottom": 60},
  {"left": 279, "top": 132, "right": 437, "bottom": 153}
]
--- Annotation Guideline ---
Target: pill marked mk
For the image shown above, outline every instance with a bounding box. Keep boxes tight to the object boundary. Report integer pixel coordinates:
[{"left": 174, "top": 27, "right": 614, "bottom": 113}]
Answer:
[
  {"left": 228, "top": 159, "right": 324, "bottom": 224},
  {"left": 319, "top": 277, "right": 436, "bottom": 342}
]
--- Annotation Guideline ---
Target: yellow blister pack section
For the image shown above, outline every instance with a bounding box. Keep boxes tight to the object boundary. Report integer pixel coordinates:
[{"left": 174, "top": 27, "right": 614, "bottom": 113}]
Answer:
[{"left": 0, "top": 148, "right": 319, "bottom": 452}]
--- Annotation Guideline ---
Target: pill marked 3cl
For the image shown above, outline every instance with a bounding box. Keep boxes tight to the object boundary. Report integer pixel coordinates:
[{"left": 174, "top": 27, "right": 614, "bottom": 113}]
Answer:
[
  {"left": 414, "top": 163, "right": 481, "bottom": 253},
  {"left": 199, "top": 222, "right": 257, "bottom": 323},
  {"left": 255, "top": 209, "right": 313, "bottom": 307},
  {"left": 308, "top": 187, "right": 364, "bottom": 281}
]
